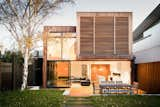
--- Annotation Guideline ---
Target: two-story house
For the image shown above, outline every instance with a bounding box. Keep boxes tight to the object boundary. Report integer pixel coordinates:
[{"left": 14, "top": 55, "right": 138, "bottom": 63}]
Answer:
[{"left": 42, "top": 12, "right": 132, "bottom": 88}]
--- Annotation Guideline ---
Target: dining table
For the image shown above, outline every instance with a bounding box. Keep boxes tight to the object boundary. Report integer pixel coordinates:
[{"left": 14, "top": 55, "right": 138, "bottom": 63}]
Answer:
[{"left": 99, "top": 82, "right": 132, "bottom": 94}]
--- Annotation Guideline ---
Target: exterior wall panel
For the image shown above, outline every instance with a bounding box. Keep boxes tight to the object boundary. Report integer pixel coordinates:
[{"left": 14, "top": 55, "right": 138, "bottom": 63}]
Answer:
[
  {"left": 95, "top": 17, "right": 114, "bottom": 55},
  {"left": 133, "top": 21, "right": 160, "bottom": 63},
  {"left": 115, "top": 17, "right": 129, "bottom": 54},
  {"left": 137, "top": 62, "right": 160, "bottom": 93},
  {"left": 80, "top": 17, "right": 94, "bottom": 55},
  {"left": 77, "top": 12, "right": 132, "bottom": 59}
]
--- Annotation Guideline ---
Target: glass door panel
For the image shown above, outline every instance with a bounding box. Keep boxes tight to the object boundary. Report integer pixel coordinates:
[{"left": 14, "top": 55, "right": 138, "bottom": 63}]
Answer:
[{"left": 47, "top": 61, "right": 70, "bottom": 87}]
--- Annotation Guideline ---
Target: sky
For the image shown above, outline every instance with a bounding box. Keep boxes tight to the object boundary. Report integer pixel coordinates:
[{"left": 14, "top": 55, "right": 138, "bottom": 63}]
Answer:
[{"left": 0, "top": 0, "right": 160, "bottom": 50}]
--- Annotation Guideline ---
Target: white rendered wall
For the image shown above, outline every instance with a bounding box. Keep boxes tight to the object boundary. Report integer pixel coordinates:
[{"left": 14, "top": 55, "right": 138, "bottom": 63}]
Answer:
[{"left": 133, "top": 21, "right": 160, "bottom": 64}]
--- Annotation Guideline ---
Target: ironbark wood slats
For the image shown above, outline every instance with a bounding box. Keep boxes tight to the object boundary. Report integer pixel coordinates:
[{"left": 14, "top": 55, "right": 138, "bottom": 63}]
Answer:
[
  {"left": 80, "top": 17, "right": 94, "bottom": 55},
  {"left": 78, "top": 13, "right": 131, "bottom": 58},
  {"left": 116, "top": 17, "right": 129, "bottom": 54},
  {"left": 95, "top": 17, "right": 114, "bottom": 55}
]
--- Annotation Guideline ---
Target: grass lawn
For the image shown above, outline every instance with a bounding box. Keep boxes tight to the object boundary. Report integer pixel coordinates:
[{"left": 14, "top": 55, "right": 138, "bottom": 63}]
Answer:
[
  {"left": 91, "top": 95, "right": 160, "bottom": 107},
  {"left": 1, "top": 91, "right": 160, "bottom": 107},
  {"left": 0, "top": 90, "right": 64, "bottom": 107}
]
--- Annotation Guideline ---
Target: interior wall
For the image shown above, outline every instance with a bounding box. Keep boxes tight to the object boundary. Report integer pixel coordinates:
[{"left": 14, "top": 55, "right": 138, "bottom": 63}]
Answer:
[
  {"left": 71, "top": 61, "right": 131, "bottom": 84},
  {"left": 70, "top": 62, "right": 82, "bottom": 78}
]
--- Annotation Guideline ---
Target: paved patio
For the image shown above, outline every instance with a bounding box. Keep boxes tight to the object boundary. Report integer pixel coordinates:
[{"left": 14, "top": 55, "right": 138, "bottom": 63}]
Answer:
[{"left": 64, "top": 83, "right": 93, "bottom": 97}]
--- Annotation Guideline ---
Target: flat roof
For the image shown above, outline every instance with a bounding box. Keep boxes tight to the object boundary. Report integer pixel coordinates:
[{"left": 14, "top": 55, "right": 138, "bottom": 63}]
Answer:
[
  {"left": 44, "top": 26, "right": 76, "bottom": 33},
  {"left": 77, "top": 11, "right": 132, "bottom": 17},
  {"left": 133, "top": 4, "right": 160, "bottom": 42}
]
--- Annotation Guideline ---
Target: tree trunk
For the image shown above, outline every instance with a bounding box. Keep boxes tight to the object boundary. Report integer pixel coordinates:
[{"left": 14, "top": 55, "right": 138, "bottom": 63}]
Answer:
[{"left": 21, "top": 47, "right": 29, "bottom": 91}]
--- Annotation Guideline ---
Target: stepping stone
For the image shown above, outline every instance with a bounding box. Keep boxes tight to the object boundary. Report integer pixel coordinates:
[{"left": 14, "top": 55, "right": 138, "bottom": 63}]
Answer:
[
  {"left": 65, "top": 105, "right": 93, "bottom": 107},
  {"left": 64, "top": 97, "right": 93, "bottom": 107}
]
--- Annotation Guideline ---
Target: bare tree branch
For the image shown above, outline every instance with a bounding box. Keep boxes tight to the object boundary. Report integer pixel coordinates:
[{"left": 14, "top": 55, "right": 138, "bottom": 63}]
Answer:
[{"left": 0, "top": 0, "right": 75, "bottom": 90}]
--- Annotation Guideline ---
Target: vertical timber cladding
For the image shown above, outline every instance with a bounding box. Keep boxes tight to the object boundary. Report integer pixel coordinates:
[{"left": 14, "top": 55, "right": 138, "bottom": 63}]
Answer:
[
  {"left": 80, "top": 17, "right": 94, "bottom": 55},
  {"left": 137, "top": 62, "right": 160, "bottom": 93},
  {"left": 78, "top": 12, "right": 131, "bottom": 58}
]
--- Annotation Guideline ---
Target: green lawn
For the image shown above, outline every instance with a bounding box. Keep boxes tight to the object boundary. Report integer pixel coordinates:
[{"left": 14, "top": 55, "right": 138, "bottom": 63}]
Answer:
[
  {"left": 0, "top": 90, "right": 64, "bottom": 107},
  {"left": 91, "top": 95, "right": 160, "bottom": 107},
  {"left": 1, "top": 90, "right": 160, "bottom": 107}
]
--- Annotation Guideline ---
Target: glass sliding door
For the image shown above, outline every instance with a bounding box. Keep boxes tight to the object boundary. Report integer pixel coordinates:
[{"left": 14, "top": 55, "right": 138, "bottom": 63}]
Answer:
[{"left": 47, "top": 61, "right": 71, "bottom": 87}]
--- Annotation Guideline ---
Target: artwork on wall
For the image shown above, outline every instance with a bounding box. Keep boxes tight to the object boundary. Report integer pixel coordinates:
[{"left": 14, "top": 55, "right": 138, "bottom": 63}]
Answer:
[{"left": 81, "top": 64, "right": 88, "bottom": 78}]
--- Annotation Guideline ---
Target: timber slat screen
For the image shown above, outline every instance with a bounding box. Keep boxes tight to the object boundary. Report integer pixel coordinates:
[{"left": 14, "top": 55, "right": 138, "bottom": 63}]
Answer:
[
  {"left": 115, "top": 17, "right": 129, "bottom": 54},
  {"left": 137, "top": 62, "right": 160, "bottom": 93},
  {"left": 95, "top": 17, "right": 114, "bottom": 55},
  {"left": 77, "top": 12, "right": 132, "bottom": 59},
  {"left": 80, "top": 17, "right": 94, "bottom": 55}
]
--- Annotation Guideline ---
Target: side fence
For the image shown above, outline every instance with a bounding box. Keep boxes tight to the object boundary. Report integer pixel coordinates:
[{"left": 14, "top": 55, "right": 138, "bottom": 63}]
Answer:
[
  {"left": 0, "top": 58, "right": 42, "bottom": 91},
  {"left": 137, "top": 62, "right": 160, "bottom": 93},
  {"left": 0, "top": 62, "right": 23, "bottom": 91},
  {"left": 0, "top": 62, "right": 12, "bottom": 90},
  {"left": 12, "top": 62, "right": 23, "bottom": 90}
]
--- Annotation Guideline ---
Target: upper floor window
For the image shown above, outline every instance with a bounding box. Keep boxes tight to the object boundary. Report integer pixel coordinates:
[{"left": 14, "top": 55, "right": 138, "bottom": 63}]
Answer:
[{"left": 47, "top": 33, "right": 77, "bottom": 60}]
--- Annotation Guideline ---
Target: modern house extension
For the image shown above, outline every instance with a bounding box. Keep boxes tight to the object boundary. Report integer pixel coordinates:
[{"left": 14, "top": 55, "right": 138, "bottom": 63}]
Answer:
[
  {"left": 42, "top": 12, "right": 132, "bottom": 88},
  {"left": 133, "top": 4, "right": 160, "bottom": 93}
]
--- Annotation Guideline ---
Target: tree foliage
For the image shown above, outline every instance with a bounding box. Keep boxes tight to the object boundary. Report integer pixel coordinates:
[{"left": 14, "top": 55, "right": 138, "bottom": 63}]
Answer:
[
  {"left": 0, "top": 0, "right": 74, "bottom": 52},
  {"left": 0, "top": 0, "right": 75, "bottom": 90},
  {"left": 0, "top": 51, "right": 23, "bottom": 63}
]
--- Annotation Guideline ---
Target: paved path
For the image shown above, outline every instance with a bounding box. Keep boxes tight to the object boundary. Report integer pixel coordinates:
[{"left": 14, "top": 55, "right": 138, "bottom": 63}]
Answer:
[{"left": 63, "top": 96, "right": 93, "bottom": 107}]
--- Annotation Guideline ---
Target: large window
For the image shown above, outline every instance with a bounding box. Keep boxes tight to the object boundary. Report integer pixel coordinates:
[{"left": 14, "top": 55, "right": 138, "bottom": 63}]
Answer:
[{"left": 47, "top": 33, "right": 76, "bottom": 60}]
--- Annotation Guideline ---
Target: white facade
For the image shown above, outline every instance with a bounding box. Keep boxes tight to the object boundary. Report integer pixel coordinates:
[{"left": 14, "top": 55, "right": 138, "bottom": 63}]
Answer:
[{"left": 133, "top": 21, "right": 160, "bottom": 64}]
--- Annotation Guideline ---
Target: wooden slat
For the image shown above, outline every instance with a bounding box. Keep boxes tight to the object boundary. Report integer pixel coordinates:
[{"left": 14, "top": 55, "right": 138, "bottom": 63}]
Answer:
[
  {"left": 115, "top": 17, "right": 129, "bottom": 55},
  {"left": 78, "top": 13, "right": 131, "bottom": 59},
  {"left": 80, "top": 17, "right": 94, "bottom": 55},
  {"left": 44, "top": 26, "right": 76, "bottom": 33},
  {"left": 95, "top": 17, "right": 114, "bottom": 55}
]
